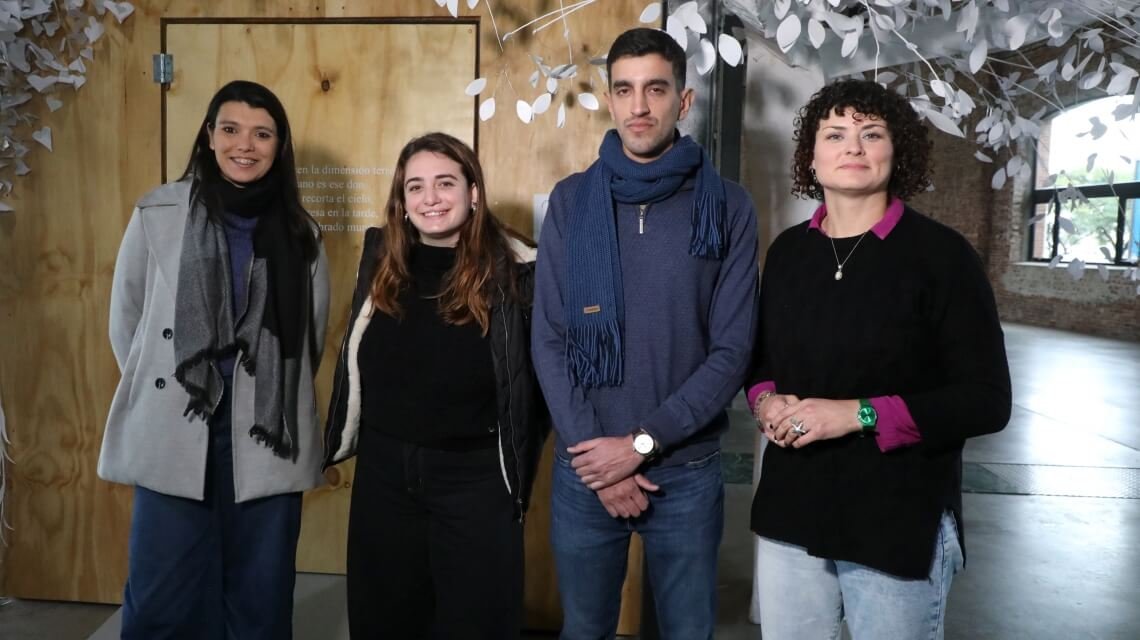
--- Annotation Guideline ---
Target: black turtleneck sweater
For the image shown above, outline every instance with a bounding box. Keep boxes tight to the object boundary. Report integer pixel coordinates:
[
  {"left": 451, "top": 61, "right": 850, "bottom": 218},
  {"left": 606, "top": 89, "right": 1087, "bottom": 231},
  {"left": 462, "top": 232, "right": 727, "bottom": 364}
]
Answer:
[{"left": 358, "top": 244, "right": 498, "bottom": 450}]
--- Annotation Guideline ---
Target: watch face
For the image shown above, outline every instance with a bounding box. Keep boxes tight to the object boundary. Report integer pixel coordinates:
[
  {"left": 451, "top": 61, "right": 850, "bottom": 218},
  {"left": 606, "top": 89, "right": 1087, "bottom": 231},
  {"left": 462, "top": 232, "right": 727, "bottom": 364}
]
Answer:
[
  {"left": 858, "top": 406, "right": 878, "bottom": 426},
  {"left": 633, "top": 433, "right": 655, "bottom": 455}
]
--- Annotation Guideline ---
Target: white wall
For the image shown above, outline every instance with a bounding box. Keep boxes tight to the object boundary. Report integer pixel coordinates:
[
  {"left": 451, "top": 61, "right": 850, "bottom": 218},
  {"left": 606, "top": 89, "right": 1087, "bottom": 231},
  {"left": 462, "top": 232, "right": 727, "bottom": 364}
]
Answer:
[{"left": 739, "top": 33, "right": 824, "bottom": 257}]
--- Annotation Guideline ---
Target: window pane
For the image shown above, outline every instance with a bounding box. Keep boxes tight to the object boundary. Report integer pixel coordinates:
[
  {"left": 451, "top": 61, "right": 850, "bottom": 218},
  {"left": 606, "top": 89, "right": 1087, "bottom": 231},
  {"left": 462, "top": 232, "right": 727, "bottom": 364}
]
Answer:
[
  {"left": 1057, "top": 197, "right": 1120, "bottom": 264},
  {"left": 1037, "top": 97, "right": 1140, "bottom": 188},
  {"left": 1029, "top": 202, "right": 1054, "bottom": 260}
]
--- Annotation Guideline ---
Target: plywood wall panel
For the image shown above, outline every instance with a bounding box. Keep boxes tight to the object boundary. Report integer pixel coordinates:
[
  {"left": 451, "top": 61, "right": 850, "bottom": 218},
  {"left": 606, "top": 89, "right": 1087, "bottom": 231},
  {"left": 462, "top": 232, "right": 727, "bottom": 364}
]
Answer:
[{"left": 0, "top": 1, "right": 644, "bottom": 632}]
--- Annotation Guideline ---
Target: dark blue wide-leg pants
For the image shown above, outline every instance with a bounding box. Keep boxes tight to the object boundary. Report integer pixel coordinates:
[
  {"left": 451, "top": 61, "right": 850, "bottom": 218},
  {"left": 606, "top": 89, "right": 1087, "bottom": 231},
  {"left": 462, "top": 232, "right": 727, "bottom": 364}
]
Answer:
[{"left": 120, "top": 380, "right": 303, "bottom": 640}]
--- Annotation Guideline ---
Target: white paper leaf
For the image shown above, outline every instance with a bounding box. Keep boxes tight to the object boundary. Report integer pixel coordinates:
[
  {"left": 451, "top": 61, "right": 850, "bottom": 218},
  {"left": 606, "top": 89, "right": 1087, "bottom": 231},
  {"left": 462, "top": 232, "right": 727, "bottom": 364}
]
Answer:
[
  {"left": 1100, "top": 246, "right": 1114, "bottom": 262},
  {"left": 639, "top": 2, "right": 662, "bottom": 24},
  {"left": 27, "top": 74, "right": 55, "bottom": 92},
  {"left": 1058, "top": 217, "right": 1075, "bottom": 234},
  {"left": 479, "top": 97, "right": 496, "bottom": 121},
  {"left": 516, "top": 99, "right": 533, "bottom": 123},
  {"left": 46, "top": 96, "right": 63, "bottom": 111},
  {"left": 0, "top": 201, "right": 12, "bottom": 212},
  {"left": 467, "top": 0, "right": 479, "bottom": 9},
  {"left": 679, "top": 6, "right": 707, "bottom": 34},
  {"left": 695, "top": 38, "right": 716, "bottom": 76},
  {"left": 104, "top": 1, "right": 134, "bottom": 23},
  {"left": 1036, "top": 59, "right": 1058, "bottom": 78},
  {"left": 529, "top": 70, "right": 540, "bottom": 88},
  {"left": 718, "top": 34, "right": 743, "bottom": 67},
  {"left": 1080, "top": 70, "right": 1105, "bottom": 90},
  {"left": 1087, "top": 153, "right": 1097, "bottom": 172},
  {"left": 841, "top": 31, "right": 860, "bottom": 58},
  {"left": 1006, "top": 155, "right": 1023, "bottom": 176},
  {"left": 1097, "top": 264, "right": 1110, "bottom": 282},
  {"left": 777, "top": 15, "right": 802, "bottom": 53},
  {"left": 774, "top": 0, "right": 791, "bottom": 20},
  {"left": 930, "top": 79, "right": 948, "bottom": 98},
  {"left": 876, "top": 71, "right": 898, "bottom": 85},
  {"left": 991, "top": 167, "right": 1007, "bottom": 190},
  {"left": 873, "top": 13, "right": 895, "bottom": 32},
  {"left": 532, "top": 92, "right": 552, "bottom": 115},
  {"left": 577, "top": 92, "right": 599, "bottom": 111},
  {"left": 666, "top": 15, "right": 687, "bottom": 51},
  {"left": 546, "top": 76, "right": 559, "bottom": 94},
  {"left": 1004, "top": 15, "right": 1031, "bottom": 50},
  {"left": 1066, "top": 258, "right": 1085, "bottom": 281},
  {"left": 974, "top": 151, "right": 993, "bottom": 163},
  {"left": 446, "top": 0, "right": 459, "bottom": 18},
  {"left": 83, "top": 16, "right": 104, "bottom": 43},
  {"left": 1104, "top": 72, "right": 1134, "bottom": 96},
  {"left": 988, "top": 120, "right": 1005, "bottom": 145},
  {"left": 29, "top": 127, "right": 52, "bottom": 151},
  {"left": 15, "top": 161, "right": 30, "bottom": 177},
  {"left": 464, "top": 77, "right": 487, "bottom": 96},
  {"left": 808, "top": 18, "right": 826, "bottom": 49},
  {"left": 919, "top": 107, "right": 965, "bottom": 137},
  {"left": 557, "top": 102, "right": 566, "bottom": 129},
  {"left": 969, "top": 38, "right": 988, "bottom": 74},
  {"left": 1048, "top": 255, "right": 1062, "bottom": 269}
]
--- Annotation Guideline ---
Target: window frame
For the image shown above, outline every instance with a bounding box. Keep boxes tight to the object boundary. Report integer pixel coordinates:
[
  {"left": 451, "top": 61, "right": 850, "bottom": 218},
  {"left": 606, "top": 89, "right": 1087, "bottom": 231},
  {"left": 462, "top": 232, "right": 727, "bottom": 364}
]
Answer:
[{"left": 1027, "top": 99, "right": 1140, "bottom": 267}]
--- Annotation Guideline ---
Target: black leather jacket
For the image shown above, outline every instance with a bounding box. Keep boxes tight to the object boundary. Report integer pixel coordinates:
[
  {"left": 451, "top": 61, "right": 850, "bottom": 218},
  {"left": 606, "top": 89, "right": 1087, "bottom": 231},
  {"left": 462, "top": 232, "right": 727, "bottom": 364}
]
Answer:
[{"left": 322, "top": 227, "right": 549, "bottom": 519}]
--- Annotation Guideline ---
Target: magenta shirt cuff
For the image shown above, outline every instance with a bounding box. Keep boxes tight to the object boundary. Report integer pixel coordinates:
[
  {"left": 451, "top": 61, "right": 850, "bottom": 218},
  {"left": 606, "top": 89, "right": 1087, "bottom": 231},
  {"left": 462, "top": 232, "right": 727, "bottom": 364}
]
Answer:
[
  {"left": 871, "top": 395, "right": 921, "bottom": 452},
  {"left": 746, "top": 381, "right": 777, "bottom": 409}
]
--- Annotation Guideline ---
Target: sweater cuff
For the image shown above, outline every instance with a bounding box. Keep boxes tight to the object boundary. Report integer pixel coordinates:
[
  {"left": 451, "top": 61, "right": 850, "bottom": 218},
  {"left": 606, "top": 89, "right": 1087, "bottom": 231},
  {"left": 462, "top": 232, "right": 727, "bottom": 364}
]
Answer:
[
  {"left": 746, "top": 381, "right": 777, "bottom": 410},
  {"left": 871, "top": 395, "right": 921, "bottom": 452}
]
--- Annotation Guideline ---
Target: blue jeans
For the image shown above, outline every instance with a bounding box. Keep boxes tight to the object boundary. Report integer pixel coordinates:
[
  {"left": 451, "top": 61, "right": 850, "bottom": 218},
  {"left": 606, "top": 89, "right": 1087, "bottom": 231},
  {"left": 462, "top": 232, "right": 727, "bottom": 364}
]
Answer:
[
  {"left": 551, "top": 450, "right": 724, "bottom": 640},
  {"left": 756, "top": 511, "right": 964, "bottom": 640},
  {"left": 121, "top": 379, "right": 302, "bottom": 640}
]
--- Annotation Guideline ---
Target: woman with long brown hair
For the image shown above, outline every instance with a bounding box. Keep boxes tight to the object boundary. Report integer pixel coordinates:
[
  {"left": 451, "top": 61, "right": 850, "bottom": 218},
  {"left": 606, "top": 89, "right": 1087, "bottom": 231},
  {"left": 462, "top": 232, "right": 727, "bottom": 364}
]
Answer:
[{"left": 323, "top": 132, "right": 547, "bottom": 638}]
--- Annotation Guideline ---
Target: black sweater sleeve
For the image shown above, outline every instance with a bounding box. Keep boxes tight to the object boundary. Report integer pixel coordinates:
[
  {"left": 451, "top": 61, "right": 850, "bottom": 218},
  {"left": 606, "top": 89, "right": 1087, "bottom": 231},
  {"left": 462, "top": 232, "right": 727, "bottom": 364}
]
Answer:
[{"left": 901, "top": 232, "right": 1012, "bottom": 451}]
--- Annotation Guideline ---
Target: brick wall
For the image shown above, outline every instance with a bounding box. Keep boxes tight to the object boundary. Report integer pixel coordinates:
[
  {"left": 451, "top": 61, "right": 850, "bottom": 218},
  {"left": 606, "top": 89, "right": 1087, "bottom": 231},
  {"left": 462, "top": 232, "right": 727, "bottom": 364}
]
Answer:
[{"left": 907, "top": 40, "right": 1140, "bottom": 342}]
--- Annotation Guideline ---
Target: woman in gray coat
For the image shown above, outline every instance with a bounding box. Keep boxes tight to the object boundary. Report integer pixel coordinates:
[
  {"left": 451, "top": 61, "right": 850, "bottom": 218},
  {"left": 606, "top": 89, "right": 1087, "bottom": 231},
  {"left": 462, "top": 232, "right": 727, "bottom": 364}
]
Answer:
[{"left": 98, "top": 80, "right": 329, "bottom": 639}]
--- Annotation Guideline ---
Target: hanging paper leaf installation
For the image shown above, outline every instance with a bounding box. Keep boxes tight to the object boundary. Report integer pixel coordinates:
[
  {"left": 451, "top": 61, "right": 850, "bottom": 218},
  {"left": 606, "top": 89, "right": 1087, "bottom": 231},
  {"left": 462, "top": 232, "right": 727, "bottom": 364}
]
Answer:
[{"left": 0, "top": 1, "right": 137, "bottom": 210}]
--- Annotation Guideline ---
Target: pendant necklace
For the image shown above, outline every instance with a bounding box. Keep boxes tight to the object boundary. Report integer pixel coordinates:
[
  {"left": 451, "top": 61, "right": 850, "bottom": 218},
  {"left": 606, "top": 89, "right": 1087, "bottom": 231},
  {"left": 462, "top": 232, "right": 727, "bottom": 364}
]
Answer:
[{"left": 828, "top": 230, "right": 870, "bottom": 281}]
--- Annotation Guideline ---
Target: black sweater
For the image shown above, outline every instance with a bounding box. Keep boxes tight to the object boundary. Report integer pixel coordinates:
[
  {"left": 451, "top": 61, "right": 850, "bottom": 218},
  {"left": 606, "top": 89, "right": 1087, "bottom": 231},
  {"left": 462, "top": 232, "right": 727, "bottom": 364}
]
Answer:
[
  {"left": 749, "top": 207, "right": 1011, "bottom": 579},
  {"left": 358, "top": 244, "right": 498, "bottom": 450}
]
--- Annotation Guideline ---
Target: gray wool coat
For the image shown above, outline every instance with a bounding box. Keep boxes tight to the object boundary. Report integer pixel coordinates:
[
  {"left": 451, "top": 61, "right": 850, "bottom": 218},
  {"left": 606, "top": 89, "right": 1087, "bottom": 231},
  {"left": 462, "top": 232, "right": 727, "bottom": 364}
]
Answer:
[{"left": 97, "top": 180, "right": 330, "bottom": 502}]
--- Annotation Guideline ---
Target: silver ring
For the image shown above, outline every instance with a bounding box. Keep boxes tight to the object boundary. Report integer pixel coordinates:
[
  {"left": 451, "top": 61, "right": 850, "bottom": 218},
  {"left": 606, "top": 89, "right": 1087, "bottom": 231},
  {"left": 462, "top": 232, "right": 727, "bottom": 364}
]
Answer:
[{"left": 790, "top": 419, "right": 806, "bottom": 436}]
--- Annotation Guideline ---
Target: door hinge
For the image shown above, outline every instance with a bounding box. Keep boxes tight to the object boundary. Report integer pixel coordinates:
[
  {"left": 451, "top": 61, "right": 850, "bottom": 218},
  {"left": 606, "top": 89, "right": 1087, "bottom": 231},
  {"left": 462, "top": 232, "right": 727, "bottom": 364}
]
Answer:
[{"left": 152, "top": 53, "right": 173, "bottom": 85}]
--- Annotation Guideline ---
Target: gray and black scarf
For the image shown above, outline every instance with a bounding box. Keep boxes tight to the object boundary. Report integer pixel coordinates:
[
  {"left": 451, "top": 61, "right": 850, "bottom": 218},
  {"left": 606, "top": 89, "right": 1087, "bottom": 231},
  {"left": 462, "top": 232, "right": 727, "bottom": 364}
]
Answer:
[{"left": 173, "top": 174, "right": 309, "bottom": 461}]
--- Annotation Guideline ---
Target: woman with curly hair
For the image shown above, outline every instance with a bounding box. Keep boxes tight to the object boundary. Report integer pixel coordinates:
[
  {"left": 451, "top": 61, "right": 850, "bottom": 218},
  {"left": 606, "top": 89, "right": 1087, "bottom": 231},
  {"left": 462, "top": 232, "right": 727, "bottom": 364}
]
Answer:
[
  {"left": 322, "top": 132, "right": 547, "bottom": 639},
  {"left": 747, "top": 79, "right": 1011, "bottom": 639}
]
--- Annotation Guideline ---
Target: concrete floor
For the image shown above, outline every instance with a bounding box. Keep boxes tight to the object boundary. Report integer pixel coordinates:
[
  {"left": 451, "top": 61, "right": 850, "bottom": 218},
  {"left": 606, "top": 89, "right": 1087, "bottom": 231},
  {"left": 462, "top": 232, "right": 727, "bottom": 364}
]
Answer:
[{"left": 2, "top": 322, "right": 1138, "bottom": 639}]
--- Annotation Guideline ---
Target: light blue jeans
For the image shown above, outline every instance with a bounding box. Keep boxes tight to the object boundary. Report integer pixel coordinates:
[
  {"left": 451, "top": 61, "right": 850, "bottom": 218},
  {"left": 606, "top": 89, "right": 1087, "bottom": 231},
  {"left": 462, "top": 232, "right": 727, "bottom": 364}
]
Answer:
[
  {"left": 756, "top": 511, "right": 963, "bottom": 640},
  {"left": 551, "top": 450, "right": 724, "bottom": 640}
]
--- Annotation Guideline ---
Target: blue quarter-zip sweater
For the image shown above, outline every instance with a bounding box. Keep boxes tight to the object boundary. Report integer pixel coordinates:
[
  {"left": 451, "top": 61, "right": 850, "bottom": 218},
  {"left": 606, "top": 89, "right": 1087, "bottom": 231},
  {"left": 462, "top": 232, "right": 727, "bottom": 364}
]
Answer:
[{"left": 532, "top": 172, "right": 759, "bottom": 466}]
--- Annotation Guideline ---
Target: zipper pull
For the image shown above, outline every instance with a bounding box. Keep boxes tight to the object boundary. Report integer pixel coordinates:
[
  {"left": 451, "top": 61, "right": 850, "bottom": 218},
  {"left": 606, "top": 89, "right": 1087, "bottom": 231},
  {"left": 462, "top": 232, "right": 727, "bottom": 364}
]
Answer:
[{"left": 638, "top": 204, "right": 648, "bottom": 235}]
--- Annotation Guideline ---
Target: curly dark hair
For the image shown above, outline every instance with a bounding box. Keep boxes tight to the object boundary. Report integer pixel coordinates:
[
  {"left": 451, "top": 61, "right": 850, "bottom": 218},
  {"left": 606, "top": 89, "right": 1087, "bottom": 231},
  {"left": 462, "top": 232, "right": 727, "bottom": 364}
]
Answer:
[{"left": 791, "top": 79, "right": 933, "bottom": 201}]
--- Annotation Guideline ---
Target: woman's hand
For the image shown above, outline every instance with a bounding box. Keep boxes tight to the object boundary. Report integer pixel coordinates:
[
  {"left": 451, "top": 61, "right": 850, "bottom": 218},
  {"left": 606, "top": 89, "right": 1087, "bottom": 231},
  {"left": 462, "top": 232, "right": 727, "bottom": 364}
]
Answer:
[
  {"left": 752, "top": 392, "right": 797, "bottom": 438},
  {"left": 767, "top": 397, "right": 862, "bottom": 448}
]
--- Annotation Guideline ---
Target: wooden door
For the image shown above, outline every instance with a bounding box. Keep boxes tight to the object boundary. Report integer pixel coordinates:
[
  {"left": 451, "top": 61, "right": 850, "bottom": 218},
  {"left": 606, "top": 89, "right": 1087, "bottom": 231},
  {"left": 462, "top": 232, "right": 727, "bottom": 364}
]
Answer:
[{"left": 163, "top": 19, "right": 477, "bottom": 573}]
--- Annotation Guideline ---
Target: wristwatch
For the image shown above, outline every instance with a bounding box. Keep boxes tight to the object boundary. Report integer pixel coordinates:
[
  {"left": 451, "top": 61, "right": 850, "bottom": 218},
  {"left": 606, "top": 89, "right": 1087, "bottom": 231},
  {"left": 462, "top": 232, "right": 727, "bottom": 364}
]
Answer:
[
  {"left": 857, "top": 398, "right": 878, "bottom": 432},
  {"left": 632, "top": 429, "right": 658, "bottom": 458}
]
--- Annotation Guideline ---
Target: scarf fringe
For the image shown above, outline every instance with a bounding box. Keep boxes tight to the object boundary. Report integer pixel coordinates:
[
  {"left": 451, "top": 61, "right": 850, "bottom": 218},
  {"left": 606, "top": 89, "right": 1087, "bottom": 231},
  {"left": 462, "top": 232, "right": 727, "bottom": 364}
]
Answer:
[
  {"left": 566, "top": 319, "right": 624, "bottom": 387},
  {"left": 249, "top": 425, "right": 299, "bottom": 462},
  {"left": 689, "top": 189, "right": 727, "bottom": 259}
]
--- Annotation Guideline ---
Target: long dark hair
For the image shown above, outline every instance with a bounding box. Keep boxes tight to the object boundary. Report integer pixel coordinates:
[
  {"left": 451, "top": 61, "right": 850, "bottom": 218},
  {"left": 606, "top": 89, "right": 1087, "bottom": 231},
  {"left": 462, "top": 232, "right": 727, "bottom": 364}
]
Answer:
[
  {"left": 180, "top": 80, "right": 320, "bottom": 261},
  {"left": 371, "top": 132, "right": 529, "bottom": 334}
]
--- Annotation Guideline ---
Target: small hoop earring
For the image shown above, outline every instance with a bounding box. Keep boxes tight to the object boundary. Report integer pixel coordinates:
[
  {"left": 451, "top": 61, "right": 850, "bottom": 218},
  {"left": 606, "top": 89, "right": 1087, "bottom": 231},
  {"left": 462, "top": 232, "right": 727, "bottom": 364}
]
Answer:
[
  {"left": 403, "top": 213, "right": 409, "bottom": 221},
  {"left": 471, "top": 202, "right": 477, "bottom": 211}
]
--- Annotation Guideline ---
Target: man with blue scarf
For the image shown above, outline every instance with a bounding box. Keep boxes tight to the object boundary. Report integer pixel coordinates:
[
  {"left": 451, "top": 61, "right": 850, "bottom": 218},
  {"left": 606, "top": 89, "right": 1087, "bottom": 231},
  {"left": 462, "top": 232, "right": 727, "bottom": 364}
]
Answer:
[{"left": 532, "top": 27, "right": 759, "bottom": 639}]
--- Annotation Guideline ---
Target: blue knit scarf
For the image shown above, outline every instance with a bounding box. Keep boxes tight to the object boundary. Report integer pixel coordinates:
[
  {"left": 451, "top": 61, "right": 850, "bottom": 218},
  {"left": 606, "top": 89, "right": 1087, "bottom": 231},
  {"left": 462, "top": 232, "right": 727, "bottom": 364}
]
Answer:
[{"left": 565, "top": 129, "right": 726, "bottom": 388}]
